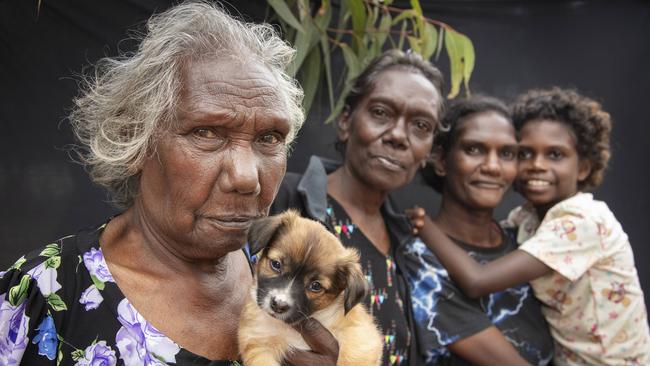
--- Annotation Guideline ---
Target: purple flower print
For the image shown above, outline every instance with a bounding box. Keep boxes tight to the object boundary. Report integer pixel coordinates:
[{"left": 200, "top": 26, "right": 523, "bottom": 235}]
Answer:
[
  {"left": 74, "top": 340, "right": 117, "bottom": 366},
  {"left": 115, "top": 299, "right": 180, "bottom": 365},
  {"left": 79, "top": 285, "right": 104, "bottom": 311},
  {"left": 32, "top": 315, "right": 57, "bottom": 360},
  {"left": 26, "top": 262, "right": 62, "bottom": 296},
  {"left": 0, "top": 295, "right": 30, "bottom": 366},
  {"left": 83, "top": 248, "right": 114, "bottom": 283}
]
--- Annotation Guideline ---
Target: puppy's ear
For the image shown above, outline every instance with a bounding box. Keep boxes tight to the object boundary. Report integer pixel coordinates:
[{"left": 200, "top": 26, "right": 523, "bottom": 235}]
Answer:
[
  {"left": 247, "top": 214, "right": 285, "bottom": 255},
  {"left": 340, "top": 248, "right": 368, "bottom": 314}
]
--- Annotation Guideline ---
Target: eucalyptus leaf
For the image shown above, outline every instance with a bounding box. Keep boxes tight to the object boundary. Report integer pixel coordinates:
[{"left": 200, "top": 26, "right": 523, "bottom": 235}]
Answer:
[
  {"left": 421, "top": 23, "right": 438, "bottom": 60},
  {"left": 459, "top": 33, "right": 475, "bottom": 94},
  {"left": 445, "top": 28, "right": 463, "bottom": 98},
  {"left": 300, "top": 47, "right": 322, "bottom": 113},
  {"left": 320, "top": 35, "right": 335, "bottom": 111},
  {"left": 407, "top": 36, "right": 422, "bottom": 54},
  {"left": 268, "top": 0, "right": 305, "bottom": 33},
  {"left": 340, "top": 43, "right": 361, "bottom": 80},
  {"left": 410, "top": 0, "right": 424, "bottom": 35},
  {"left": 391, "top": 9, "right": 415, "bottom": 26}
]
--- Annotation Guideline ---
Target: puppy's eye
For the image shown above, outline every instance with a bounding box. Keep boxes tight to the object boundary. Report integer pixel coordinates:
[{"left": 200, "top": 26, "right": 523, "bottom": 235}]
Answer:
[
  {"left": 270, "top": 260, "right": 281, "bottom": 272},
  {"left": 308, "top": 281, "right": 322, "bottom": 292}
]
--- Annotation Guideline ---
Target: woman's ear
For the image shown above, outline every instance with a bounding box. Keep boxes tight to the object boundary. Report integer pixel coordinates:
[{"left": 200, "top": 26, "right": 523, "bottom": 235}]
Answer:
[
  {"left": 336, "top": 106, "right": 352, "bottom": 143},
  {"left": 578, "top": 159, "right": 592, "bottom": 183},
  {"left": 431, "top": 147, "right": 446, "bottom": 177}
]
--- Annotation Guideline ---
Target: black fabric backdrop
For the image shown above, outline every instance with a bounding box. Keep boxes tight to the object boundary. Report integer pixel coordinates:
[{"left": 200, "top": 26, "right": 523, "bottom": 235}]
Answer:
[{"left": 1, "top": 0, "right": 648, "bottom": 312}]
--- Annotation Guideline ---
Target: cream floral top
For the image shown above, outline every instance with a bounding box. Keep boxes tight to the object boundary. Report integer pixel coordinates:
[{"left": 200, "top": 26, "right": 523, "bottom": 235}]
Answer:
[{"left": 505, "top": 192, "right": 650, "bottom": 366}]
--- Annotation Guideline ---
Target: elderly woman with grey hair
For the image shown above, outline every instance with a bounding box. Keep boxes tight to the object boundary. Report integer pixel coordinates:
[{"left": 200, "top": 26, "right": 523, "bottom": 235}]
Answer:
[{"left": 0, "top": 2, "right": 338, "bottom": 365}]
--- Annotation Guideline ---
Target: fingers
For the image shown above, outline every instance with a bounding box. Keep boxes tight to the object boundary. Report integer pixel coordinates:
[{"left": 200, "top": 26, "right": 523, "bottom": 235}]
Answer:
[
  {"left": 284, "top": 319, "right": 339, "bottom": 366},
  {"left": 405, "top": 206, "right": 427, "bottom": 235},
  {"left": 293, "top": 318, "right": 339, "bottom": 357}
]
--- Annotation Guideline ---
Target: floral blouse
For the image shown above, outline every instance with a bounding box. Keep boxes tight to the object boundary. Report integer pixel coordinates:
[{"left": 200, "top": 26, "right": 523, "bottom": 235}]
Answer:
[
  {"left": 505, "top": 193, "right": 650, "bottom": 365},
  {"left": 0, "top": 223, "right": 241, "bottom": 366}
]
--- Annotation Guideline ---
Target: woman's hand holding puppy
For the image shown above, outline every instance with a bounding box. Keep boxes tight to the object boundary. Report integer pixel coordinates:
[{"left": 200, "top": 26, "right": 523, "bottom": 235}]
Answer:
[{"left": 283, "top": 318, "right": 339, "bottom": 366}]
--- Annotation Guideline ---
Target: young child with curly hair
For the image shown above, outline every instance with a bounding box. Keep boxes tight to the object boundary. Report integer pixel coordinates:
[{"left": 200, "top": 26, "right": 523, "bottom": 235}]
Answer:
[{"left": 416, "top": 88, "right": 650, "bottom": 365}]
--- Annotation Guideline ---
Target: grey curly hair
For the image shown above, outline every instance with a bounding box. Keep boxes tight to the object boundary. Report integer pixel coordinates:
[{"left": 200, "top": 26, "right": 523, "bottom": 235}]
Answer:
[{"left": 70, "top": 1, "right": 304, "bottom": 208}]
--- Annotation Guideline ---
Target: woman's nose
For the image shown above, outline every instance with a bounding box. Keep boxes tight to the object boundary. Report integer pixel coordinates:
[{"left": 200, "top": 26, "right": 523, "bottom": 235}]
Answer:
[
  {"left": 218, "top": 145, "right": 261, "bottom": 195},
  {"left": 383, "top": 117, "right": 408, "bottom": 149},
  {"left": 480, "top": 151, "right": 501, "bottom": 176}
]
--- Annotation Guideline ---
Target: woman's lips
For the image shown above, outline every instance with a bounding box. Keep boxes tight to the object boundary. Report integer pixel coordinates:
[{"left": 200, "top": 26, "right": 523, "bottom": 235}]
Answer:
[
  {"left": 471, "top": 180, "right": 504, "bottom": 189},
  {"left": 204, "top": 215, "right": 260, "bottom": 231},
  {"left": 373, "top": 155, "right": 405, "bottom": 171}
]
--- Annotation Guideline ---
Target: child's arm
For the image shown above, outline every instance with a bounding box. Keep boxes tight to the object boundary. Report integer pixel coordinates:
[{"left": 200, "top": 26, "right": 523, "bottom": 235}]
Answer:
[{"left": 419, "top": 216, "right": 552, "bottom": 298}]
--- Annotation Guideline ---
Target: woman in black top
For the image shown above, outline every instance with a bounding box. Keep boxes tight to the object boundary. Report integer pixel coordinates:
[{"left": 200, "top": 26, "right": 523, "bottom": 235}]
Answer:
[
  {"left": 272, "top": 49, "right": 444, "bottom": 366},
  {"left": 405, "top": 96, "right": 553, "bottom": 365}
]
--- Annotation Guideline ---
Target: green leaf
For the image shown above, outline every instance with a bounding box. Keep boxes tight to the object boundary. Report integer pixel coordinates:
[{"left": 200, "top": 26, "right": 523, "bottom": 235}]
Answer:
[
  {"left": 344, "top": 0, "right": 367, "bottom": 52},
  {"left": 445, "top": 28, "right": 463, "bottom": 98},
  {"left": 410, "top": 0, "right": 425, "bottom": 34},
  {"left": 435, "top": 26, "right": 444, "bottom": 60},
  {"left": 345, "top": 0, "right": 366, "bottom": 37},
  {"left": 340, "top": 43, "right": 361, "bottom": 80},
  {"left": 289, "top": 15, "right": 320, "bottom": 77},
  {"left": 71, "top": 349, "right": 85, "bottom": 362},
  {"left": 45, "top": 256, "right": 61, "bottom": 269},
  {"left": 8, "top": 274, "right": 31, "bottom": 306},
  {"left": 300, "top": 47, "right": 322, "bottom": 114},
  {"left": 421, "top": 23, "right": 438, "bottom": 59},
  {"left": 46, "top": 293, "right": 68, "bottom": 311},
  {"left": 373, "top": 12, "right": 392, "bottom": 55},
  {"left": 397, "top": 20, "right": 407, "bottom": 50},
  {"left": 459, "top": 34, "right": 476, "bottom": 95},
  {"left": 407, "top": 36, "right": 421, "bottom": 54},
  {"left": 444, "top": 28, "right": 475, "bottom": 98},
  {"left": 319, "top": 35, "right": 334, "bottom": 111},
  {"left": 267, "top": 0, "right": 305, "bottom": 33},
  {"left": 391, "top": 9, "right": 415, "bottom": 26},
  {"left": 40, "top": 243, "right": 60, "bottom": 258},
  {"left": 90, "top": 275, "right": 105, "bottom": 291},
  {"left": 9, "top": 255, "right": 26, "bottom": 270}
]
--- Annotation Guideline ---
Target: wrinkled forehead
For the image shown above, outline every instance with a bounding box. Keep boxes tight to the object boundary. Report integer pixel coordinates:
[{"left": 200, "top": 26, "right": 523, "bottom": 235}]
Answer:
[
  {"left": 181, "top": 58, "right": 284, "bottom": 109},
  {"left": 174, "top": 57, "right": 292, "bottom": 132}
]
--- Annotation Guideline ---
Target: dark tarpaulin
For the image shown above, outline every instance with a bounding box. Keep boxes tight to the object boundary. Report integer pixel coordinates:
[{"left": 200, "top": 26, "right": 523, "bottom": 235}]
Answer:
[{"left": 1, "top": 0, "right": 649, "bottom": 313}]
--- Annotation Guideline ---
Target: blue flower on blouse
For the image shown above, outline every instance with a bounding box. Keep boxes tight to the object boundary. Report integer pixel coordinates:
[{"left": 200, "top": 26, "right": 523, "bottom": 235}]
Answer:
[{"left": 32, "top": 315, "right": 57, "bottom": 360}]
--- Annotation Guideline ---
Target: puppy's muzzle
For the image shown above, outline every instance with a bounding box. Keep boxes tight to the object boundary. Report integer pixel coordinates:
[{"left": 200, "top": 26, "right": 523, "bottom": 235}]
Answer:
[{"left": 270, "top": 296, "right": 290, "bottom": 314}]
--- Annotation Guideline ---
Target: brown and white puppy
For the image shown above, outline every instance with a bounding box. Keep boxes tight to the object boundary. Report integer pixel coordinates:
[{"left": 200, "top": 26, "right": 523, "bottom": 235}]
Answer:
[{"left": 238, "top": 210, "right": 383, "bottom": 366}]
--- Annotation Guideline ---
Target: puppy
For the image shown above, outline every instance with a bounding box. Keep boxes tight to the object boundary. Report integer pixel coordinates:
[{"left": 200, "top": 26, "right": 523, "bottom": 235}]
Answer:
[{"left": 238, "top": 210, "right": 383, "bottom": 366}]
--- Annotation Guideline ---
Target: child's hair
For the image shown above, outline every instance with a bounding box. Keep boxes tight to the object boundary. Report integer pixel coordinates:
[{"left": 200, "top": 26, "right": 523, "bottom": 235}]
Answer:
[
  {"left": 422, "top": 95, "right": 511, "bottom": 193},
  {"left": 511, "top": 88, "right": 612, "bottom": 191}
]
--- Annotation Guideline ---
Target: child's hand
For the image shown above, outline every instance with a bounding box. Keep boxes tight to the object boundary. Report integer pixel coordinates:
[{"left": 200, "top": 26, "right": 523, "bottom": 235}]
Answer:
[{"left": 405, "top": 206, "right": 427, "bottom": 235}]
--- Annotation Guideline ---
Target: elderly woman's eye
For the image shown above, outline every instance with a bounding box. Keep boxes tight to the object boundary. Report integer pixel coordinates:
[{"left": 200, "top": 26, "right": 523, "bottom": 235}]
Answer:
[
  {"left": 270, "top": 259, "right": 281, "bottom": 272},
  {"left": 193, "top": 127, "right": 218, "bottom": 139},
  {"left": 308, "top": 281, "right": 322, "bottom": 292},
  {"left": 257, "top": 132, "right": 283, "bottom": 145}
]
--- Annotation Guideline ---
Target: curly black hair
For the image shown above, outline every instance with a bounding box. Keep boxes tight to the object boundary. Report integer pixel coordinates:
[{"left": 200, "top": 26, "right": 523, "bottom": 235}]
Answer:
[
  {"left": 422, "top": 95, "right": 511, "bottom": 193},
  {"left": 511, "top": 88, "right": 612, "bottom": 191}
]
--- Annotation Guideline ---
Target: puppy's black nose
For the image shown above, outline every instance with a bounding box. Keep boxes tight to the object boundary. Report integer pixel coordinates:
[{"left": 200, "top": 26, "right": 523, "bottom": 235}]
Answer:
[{"left": 270, "top": 297, "right": 289, "bottom": 314}]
